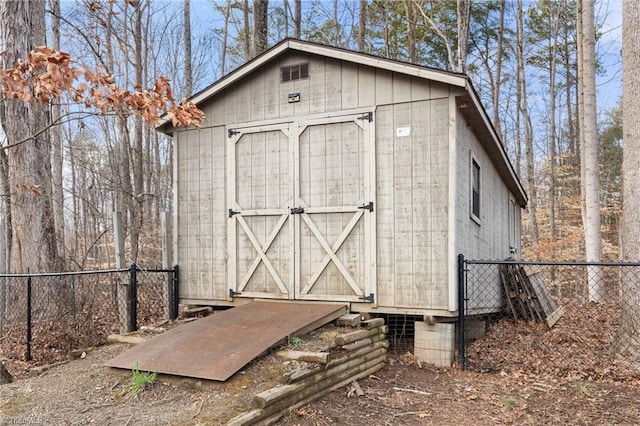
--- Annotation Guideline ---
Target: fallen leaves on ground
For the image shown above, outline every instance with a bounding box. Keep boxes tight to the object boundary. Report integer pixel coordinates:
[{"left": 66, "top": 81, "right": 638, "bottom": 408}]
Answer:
[{"left": 467, "top": 301, "right": 640, "bottom": 384}]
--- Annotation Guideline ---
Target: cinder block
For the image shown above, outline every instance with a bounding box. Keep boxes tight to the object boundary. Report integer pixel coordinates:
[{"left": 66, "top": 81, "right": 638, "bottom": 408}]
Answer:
[
  {"left": 413, "top": 321, "right": 455, "bottom": 367},
  {"left": 336, "top": 313, "right": 361, "bottom": 327}
]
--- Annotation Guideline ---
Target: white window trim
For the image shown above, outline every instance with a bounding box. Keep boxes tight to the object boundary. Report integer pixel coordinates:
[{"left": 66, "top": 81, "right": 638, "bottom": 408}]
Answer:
[{"left": 470, "top": 155, "right": 481, "bottom": 225}]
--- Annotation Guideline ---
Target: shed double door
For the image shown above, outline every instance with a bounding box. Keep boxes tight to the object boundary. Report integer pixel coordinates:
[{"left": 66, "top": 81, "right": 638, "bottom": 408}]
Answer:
[{"left": 227, "top": 112, "right": 376, "bottom": 303}]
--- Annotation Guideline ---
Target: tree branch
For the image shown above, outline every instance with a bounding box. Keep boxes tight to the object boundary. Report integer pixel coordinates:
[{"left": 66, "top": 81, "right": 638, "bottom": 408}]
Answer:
[
  {"left": 45, "top": 8, "right": 110, "bottom": 71},
  {"left": 412, "top": 0, "right": 456, "bottom": 71},
  {"left": 0, "top": 111, "right": 106, "bottom": 151}
]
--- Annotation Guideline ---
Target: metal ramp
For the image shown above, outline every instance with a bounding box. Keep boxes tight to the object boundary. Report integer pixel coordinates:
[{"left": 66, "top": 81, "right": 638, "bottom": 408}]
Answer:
[{"left": 106, "top": 301, "right": 347, "bottom": 381}]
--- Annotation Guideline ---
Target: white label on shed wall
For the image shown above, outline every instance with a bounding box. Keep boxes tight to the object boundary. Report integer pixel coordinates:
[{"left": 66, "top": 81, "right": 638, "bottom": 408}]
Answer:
[{"left": 396, "top": 126, "right": 411, "bottom": 137}]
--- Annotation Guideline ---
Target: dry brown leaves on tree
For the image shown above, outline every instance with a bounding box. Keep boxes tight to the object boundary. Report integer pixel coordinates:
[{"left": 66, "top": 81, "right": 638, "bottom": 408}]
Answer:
[{"left": 0, "top": 46, "right": 204, "bottom": 130}]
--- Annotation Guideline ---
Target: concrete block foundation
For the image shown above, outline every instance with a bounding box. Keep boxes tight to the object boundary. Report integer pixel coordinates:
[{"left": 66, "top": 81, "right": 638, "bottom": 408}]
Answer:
[{"left": 413, "top": 321, "right": 455, "bottom": 367}]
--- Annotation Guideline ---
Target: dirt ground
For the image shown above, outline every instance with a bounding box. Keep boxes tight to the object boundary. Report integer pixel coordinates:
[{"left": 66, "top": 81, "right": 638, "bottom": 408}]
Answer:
[{"left": 2, "top": 322, "right": 640, "bottom": 426}]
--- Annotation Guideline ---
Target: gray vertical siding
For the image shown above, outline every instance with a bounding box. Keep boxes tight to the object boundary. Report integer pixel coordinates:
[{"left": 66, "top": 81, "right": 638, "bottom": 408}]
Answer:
[{"left": 172, "top": 51, "right": 521, "bottom": 314}]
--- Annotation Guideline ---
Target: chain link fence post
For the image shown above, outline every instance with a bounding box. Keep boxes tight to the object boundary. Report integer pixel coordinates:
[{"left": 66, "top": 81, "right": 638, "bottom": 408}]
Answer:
[
  {"left": 128, "top": 264, "right": 138, "bottom": 332},
  {"left": 171, "top": 264, "right": 179, "bottom": 320},
  {"left": 26, "top": 272, "right": 32, "bottom": 361},
  {"left": 457, "top": 253, "right": 466, "bottom": 369}
]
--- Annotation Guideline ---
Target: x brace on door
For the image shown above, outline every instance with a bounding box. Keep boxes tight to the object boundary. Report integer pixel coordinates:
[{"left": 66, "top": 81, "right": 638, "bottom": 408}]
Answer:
[
  {"left": 298, "top": 203, "right": 366, "bottom": 297},
  {"left": 236, "top": 213, "right": 289, "bottom": 294}
]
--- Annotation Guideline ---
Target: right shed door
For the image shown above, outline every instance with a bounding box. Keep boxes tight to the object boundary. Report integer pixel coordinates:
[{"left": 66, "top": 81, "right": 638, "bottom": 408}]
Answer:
[{"left": 294, "top": 113, "right": 376, "bottom": 303}]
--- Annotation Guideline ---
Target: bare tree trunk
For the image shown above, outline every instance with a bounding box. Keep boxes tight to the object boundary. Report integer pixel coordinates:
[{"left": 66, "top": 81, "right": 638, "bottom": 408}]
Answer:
[
  {"left": 456, "top": 0, "right": 471, "bottom": 72},
  {"left": 517, "top": 0, "right": 539, "bottom": 247},
  {"left": 332, "top": 0, "right": 340, "bottom": 46},
  {"left": 564, "top": 0, "right": 576, "bottom": 158},
  {"left": 69, "top": 139, "right": 79, "bottom": 261},
  {"left": 0, "top": 0, "right": 61, "bottom": 273},
  {"left": 620, "top": 0, "right": 640, "bottom": 357},
  {"left": 515, "top": 75, "right": 522, "bottom": 176},
  {"left": 578, "top": 0, "right": 604, "bottom": 301},
  {"left": 183, "top": 0, "right": 193, "bottom": 98},
  {"left": 549, "top": 5, "right": 560, "bottom": 260},
  {"left": 358, "top": 0, "right": 366, "bottom": 52},
  {"left": 253, "top": 0, "right": 269, "bottom": 56},
  {"left": 130, "top": 0, "right": 145, "bottom": 263},
  {"left": 621, "top": 0, "right": 640, "bottom": 262},
  {"left": 514, "top": 4, "right": 522, "bottom": 177},
  {"left": 576, "top": 0, "right": 584, "bottom": 191},
  {"left": 221, "top": 0, "right": 231, "bottom": 75},
  {"left": 492, "top": 0, "right": 505, "bottom": 142},
  {"left": 243, "top": 0, "right": 251, "bottom": 60},
  {"left": 0, "top": 149, "right": 10, "bottom": 267},
  {"left": 49, "top": 0, "right": 66, "bottom": 266},
  {"left": 294, "top": 0, "right": 301, "bottom": 38},
  {"left": 413, "top": 1, "right": 455, "bottom": 70},
  {"left": 283, "top": 0, "right": 289, "bottom": 36},
  {"left": 403, "top": 0, "right": 416, "bottom": 62}
]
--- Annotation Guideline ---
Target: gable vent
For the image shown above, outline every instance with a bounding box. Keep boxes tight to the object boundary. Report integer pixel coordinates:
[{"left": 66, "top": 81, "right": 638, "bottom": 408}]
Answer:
[{"left": 281, "top": 63, "right": 309, "bottom": 82}]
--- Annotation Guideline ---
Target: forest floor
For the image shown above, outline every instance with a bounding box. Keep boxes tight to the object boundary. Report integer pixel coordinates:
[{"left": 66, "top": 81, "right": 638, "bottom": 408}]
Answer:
[{"left": 2, "top": 306, "right": 640, "bottom": 425}]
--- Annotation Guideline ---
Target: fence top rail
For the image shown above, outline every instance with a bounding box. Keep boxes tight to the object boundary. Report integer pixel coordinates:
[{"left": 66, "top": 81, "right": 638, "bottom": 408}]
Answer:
[
  {"left": 137, "top": 267, "right": 176, "bottom": 273},
  {"left": 0, "top": 268, "right": 129, "bottom": 278},
  {"left": 0, "top": 265, "right": 175, "bottom": 278},
  {"left": 463, "top": 258, "right": 640, "bottom": 267}
]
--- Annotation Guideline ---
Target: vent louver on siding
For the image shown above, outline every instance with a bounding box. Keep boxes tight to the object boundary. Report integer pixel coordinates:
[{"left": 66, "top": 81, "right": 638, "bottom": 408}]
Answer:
[{"left": 281, "top": 63, "right": 309, "bottom": 82}]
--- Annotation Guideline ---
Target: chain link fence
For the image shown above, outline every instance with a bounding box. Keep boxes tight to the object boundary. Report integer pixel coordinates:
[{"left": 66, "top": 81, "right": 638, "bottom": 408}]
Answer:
[
  {"left": 0, "top": 264, "right": 178, "bottom": 364},
  {"left": 460, "top": 257, "right": 640, "bottom": 381}
]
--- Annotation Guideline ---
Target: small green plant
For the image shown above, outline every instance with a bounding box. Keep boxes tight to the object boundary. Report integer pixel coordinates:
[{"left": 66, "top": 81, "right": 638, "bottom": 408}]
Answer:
[
  {"left": 502, "top": 395, "right": 517, "bottom": 409},
  {"left": 576, "top": 382, "right": 595, "bottom": 396},
  {"left": 287, "top": 336, "right": 303, "bottom": 348},
  {"left": 129, "top": 362, "right": 157, "bottom": 397}
]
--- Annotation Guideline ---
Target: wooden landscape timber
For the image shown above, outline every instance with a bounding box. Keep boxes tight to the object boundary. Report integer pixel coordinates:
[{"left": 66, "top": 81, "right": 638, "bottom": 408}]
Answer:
[
  {"left": 334, "top": 326, "right": 388, "bottom": 346},
  {"left": 288, "top": 339, "right": 389, "bottom": 383},
  {"left": 227, "top": 322, "right": 388, "bottom": 425},
  {"left": 180, "top": 306, "right": 213, "bottom": 318},
  {"left": 106, "top": 334, "right": 146, "bottom": 345},
  {"left": 275, "top": 350, "right": 330, "bottom": 364},
  {"left": 362, "top": 318, "right": 385, "bottom": 329}
]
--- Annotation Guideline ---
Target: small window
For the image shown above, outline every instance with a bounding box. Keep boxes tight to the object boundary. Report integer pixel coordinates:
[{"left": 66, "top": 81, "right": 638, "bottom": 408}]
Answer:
[
  {"left": 281, "top": 63, "right": 309, "bottom": 82},
  {"left": 471, "top": 159, "right": 481, "bottom": 222}
]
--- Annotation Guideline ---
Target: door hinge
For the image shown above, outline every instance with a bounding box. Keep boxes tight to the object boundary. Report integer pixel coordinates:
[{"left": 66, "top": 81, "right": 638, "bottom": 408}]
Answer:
[
  {"left": 229, "top": 289, "right": 242, "bottom": 298},
  {"left": 290, "top": 207, "right": 305, "bottom": 214},
  {"left": 357, "top": 112, "right": 373, "bottom": 122},
  {"left": 358, "top": 201, "right": 374, "bottom": 212},
  {"left": 359, "top": 293, "right": 375, "bottom": 303},
  {"left": 229, "top": 209, "right": 241, "bottom": 217},
  {"left": 228, "top": 129, "right": 240, "bottom": 138}
]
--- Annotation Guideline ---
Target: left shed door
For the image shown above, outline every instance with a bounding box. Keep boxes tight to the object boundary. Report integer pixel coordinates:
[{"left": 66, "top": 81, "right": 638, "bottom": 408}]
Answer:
[{"left": 227, "top": 123, "right": 294, "bottom": 299}]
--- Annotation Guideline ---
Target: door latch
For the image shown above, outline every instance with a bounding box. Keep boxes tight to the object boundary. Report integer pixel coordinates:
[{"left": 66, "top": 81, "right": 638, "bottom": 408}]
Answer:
[
  {"left": 290, "top": 207, "right": 305, "bottom": 214},
  {"left": 359, "top": 293, "right": 375, "bottom": 303},
  {"left": 357, "top": 112, "right": 373, "bottom": 122},
  {"left": 358, "top": 202, "right": 374, "bottom": 212}
]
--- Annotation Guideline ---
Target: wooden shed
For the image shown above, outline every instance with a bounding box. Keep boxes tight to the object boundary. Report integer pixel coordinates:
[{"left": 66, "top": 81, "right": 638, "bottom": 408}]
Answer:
[{"left": 158, "top": 39, "right": 527, "bottom": 321}]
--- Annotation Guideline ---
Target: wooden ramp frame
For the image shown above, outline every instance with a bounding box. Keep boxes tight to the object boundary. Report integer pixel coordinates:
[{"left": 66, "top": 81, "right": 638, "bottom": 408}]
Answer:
[{"left": 106, "top": 301, "right": 347, "bottom": 381}]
